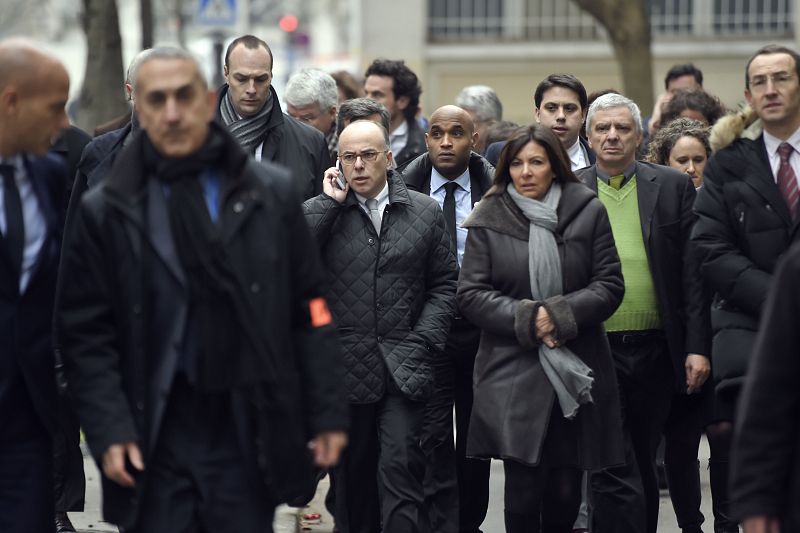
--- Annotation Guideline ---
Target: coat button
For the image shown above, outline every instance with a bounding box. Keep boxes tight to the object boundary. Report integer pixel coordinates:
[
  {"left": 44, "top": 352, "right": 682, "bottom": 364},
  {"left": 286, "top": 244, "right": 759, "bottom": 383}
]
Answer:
[
  {"left": 376, "top": 303, "right": 383, "bottom": 311},
  {"left": 233, "top": 201, "right": 244, "bottom": 213},
  {"left": 250, "top": 282, "right": 261, "bottom": 293},
  {"left": 368, "top": 238, "right": 375, "bottom": 245},
  {"left": 377, "top": 336, "right": 383, "bottom": 343}
]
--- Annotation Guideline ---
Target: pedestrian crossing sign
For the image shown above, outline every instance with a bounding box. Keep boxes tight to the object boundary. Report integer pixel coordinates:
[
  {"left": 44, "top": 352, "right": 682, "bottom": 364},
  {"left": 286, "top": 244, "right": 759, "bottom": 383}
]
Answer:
[{"left": 197, "top": 0, "right": 237, "bottom": 27}]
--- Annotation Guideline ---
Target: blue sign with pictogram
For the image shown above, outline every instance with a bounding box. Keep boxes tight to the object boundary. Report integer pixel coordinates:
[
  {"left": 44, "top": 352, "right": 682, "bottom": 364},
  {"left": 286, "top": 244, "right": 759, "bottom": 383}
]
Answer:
[{"left": 197, "top": 0, "right": 237, "bottom": 27}]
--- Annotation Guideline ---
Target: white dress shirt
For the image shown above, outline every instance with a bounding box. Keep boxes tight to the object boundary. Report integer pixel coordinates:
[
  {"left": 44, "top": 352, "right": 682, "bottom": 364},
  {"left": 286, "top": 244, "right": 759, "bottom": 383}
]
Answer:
[
  {"left": 355, "top": 180, "right": 390, "bottom": 218},
  {"left": 390, "top": 120, "right": 409, "bottom": 158},
  {"left": 566, "top": 138, "right": 589, "bottom": 171},
  {"left": 763, "top": 126, "right": 800, "bottom": 187}
]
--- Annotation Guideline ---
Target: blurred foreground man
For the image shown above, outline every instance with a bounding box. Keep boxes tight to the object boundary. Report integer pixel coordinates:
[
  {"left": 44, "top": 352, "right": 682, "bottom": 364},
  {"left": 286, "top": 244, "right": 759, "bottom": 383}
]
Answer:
[
  {"left": 0, "top": 38, "right": 70, "bottom": 533},
  {"left": 59, "top": 47, "right": 348, "bottom": 533},
  {"left": 731, "top": 244, "right": 800, "bottom": 533},
  {"left": 303, "top": 120, "right": 457, "bottom": 533},
  {"left": 400, "top": 105, "right": 493, "bottom": 533}
]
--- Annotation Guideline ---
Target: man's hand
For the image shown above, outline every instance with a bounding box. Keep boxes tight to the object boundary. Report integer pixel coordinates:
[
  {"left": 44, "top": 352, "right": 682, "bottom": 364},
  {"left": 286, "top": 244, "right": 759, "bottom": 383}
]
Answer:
[
  {"left": 742, "top": 515, "right": 781, "bottom": 533},
  {"left": 102, "top": 442, "right": 144, "bottom": 488},
  {"left": 322, "top": 166, "right": 349, "bottom": 205},
  {"left": 685, "top": 353, "right": 711, "bottom": 394},
  {"left": 309, "top": 431, "right": 348, "bottom": 468},
  {"left": 649, "top": 91, "right": 674, "bottom": 133}
]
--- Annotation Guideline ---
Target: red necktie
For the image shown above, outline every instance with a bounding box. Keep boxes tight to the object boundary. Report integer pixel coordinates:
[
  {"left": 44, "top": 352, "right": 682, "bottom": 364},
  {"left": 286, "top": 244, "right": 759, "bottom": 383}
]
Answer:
[{"left": 777, "top": 142, "right": 799, "bottom": 220}]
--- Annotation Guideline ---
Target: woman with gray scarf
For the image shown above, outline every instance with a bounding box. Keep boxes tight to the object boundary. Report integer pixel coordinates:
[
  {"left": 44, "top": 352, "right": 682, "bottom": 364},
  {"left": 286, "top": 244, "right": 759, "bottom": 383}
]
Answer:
[{"left": 457, "top": 125, "right": 626, "bottom": 532}]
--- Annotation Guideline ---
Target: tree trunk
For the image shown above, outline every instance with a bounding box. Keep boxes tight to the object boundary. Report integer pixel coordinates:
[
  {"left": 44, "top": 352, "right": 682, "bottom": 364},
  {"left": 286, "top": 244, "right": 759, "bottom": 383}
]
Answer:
[
  {"left": 141, "top": 0, "right": 154, "bottom": 49},
  {"left": 77, "top": 0, "right": 128, "bottom": 134},
  {"left": 570, "top": 0, "right": 654, "bottom": 113}
]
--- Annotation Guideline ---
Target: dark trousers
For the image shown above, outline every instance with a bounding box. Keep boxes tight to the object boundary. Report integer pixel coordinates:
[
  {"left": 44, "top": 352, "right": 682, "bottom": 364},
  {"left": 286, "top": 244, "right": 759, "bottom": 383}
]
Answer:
[
  {"left": 663, "top": 391, "right": 706, "bottom": 532},
  {"left": 422, "top": 319, "right": 489, "bottom": 533},
  {"left": 333, "top": 388, "right": 426, "bottom": 533},
  {"left": 0, "top": 384, "right": 53, "bottom": 533},
  {"left": 130, "top": 376, "right": 273, "bottom": 533},
  {"left": 591, "top": 334, "right": 673, "bottom": 533},
  {"left": 53, "top": 393, "right": 85, "bottom": 512},
  {"left": 503, "top": 459, "right": 582, "bottom": 533}
]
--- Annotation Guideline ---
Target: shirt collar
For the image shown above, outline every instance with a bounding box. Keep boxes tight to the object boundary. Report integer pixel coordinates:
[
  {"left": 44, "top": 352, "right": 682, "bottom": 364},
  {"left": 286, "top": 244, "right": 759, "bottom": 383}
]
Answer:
[
  {"left": 354, "top": 179, "right": 390, "bottom": 206},
  {"left": 430, "top": 165, "right": 471, "bottom": 194},
  {"left": 390, "top": 119, "right": 408, "bottom": 138},
  {"left": 596, "top": 160, "right": 637, "bottom": 182},
  {"left": 763, "top": 125, "right": 800, "bottom": 157},
  {"left": 0, "top": 154, "right": 24, "bottom": 173}
]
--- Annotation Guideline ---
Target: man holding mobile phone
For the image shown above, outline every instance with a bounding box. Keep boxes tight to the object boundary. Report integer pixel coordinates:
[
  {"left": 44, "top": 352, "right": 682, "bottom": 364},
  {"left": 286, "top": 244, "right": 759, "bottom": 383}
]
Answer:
[{"left": 303, "top": 120, "right": 458, "bottom": 533}]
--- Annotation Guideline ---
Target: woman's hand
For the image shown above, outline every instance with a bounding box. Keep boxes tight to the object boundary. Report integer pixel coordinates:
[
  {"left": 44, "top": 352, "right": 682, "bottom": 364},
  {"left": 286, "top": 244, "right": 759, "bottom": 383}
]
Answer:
[{"left": 535, "top": 306, "right": 558, "bottom": 347}]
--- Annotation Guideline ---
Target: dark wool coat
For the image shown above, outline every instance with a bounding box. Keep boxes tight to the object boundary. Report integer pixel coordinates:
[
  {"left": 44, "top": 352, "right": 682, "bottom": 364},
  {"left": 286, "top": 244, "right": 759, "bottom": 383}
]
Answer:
[
  {"left": 731, "top": 244, "right": 800, "bottom": 531},
  {"left": 58, "top": 128, "right": 348, "bottom": 529},
  {"left": 216, "top": 85, "right": 332, "bottom": 200},
  {"left": 692, "top": 136, "right": 800, "bottom": 395},
  {"left": 302, "top": 172, "right": 458, "bottom": 404},
  {"left": 457, "top": 181, "right": 625, "bottom": 468}
]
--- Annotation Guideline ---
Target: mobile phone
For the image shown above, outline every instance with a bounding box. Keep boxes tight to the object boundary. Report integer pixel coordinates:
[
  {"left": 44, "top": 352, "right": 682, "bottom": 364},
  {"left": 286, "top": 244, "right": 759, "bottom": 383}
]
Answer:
[{"left": 336, "top": 162, "right": 347, "bottom": 190}]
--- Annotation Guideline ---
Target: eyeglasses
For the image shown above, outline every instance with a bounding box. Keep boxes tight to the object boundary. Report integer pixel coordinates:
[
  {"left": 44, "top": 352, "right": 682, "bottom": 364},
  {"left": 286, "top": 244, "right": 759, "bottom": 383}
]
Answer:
[
  {"left": 339, "top": 150, "right": 387, "bottom": 165},
  {"left": 749, "top": 72, "right": 796, "bottom": 90}
]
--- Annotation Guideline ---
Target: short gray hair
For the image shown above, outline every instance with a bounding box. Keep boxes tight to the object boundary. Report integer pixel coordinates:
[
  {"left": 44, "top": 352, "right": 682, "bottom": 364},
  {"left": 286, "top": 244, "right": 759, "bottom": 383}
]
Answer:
[
  {"left": 455, "top": 85, "right": 503, "bottom": 122},
  {"left": 285, "top": 68, "right": 338, "bottom": 111},
  {"left": 133, "top": 46, "right": 207, "bottom": 92},
  {"left": 336, "top": 97, "right": 391, "bottom": 137},
  {"left": 586, "top": 93, "right": 643, "bottom": 136}
]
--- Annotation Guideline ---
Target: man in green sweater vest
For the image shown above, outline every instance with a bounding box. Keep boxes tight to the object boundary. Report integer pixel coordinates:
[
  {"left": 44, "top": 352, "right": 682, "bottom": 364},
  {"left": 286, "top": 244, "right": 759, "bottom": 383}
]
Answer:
[{"left": 575, "top": 93, "right": 710, "bottom": 533}]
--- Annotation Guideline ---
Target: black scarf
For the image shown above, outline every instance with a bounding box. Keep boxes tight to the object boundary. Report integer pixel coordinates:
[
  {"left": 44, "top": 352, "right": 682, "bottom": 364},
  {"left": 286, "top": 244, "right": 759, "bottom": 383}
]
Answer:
[{"left": 142, "top": 124, "right": 278, "bottom": 392}]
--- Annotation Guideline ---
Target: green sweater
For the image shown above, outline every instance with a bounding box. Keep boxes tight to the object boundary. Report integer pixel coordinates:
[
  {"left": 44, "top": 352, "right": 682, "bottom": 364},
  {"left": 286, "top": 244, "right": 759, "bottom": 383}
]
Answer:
[{"left": 597, "top": 177, "right": 662, "bottom": 332}]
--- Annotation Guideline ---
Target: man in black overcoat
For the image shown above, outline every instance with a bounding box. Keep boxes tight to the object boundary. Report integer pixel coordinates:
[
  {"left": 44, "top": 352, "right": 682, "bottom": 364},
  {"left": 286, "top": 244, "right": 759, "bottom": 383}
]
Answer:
[{"left": 58, "top": 46, "right": 348, "bottom": 533}]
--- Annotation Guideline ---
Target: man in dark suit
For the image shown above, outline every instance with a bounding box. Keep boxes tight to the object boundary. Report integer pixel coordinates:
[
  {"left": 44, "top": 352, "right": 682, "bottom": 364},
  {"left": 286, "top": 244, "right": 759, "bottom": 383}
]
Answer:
[
  {"left": 0, "top": 39, "right": 71, "bottom": 533},
  {"left": 486, "top": 74, "right": 595, "bottom": 170},
  {"left": 400, "top": 105, "right": 493, "bottom": 533},
  {"left": 364, "top": 59, "right": 427, "bottom": 167},
  {"left": 692, "top": 44, "right": 800, "bottom": 533},
  {"left": 58, "top": 46, "right": 348, "bottom": 532},
  {"left": 575, "top": 93, "right": 709, "bottom": 533}
]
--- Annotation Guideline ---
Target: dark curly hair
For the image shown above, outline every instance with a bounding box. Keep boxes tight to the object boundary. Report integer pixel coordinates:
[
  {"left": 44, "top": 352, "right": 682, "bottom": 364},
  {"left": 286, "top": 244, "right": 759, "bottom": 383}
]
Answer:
[
  {"left": 660, "top": 89, "right": 726, "bottom": 127},
  {"left": 364, "top": 59, "right": 422, "bottom": 122},
  {"left": 487, "top": 124, "right": 580, "bottom": 197},
  {"left": 646, "top": 117, "right": 711, "bottom": 167}
]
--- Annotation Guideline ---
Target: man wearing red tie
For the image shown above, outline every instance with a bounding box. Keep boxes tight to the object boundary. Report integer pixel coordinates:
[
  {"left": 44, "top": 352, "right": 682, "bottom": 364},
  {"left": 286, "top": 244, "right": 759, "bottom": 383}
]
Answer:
[{"left": 692, "top": 44, "right": 800, "bottom": 533}]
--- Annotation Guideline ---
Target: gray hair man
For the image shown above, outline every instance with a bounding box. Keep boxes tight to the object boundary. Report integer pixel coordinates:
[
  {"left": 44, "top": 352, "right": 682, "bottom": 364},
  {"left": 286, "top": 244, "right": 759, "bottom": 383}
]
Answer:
[
  {"left": 285, "top": 68, "right": 339, "bottom": 161},
  {"left": 59, "top": 45, "right": 348, "bottom": 533},
  {"left": 455, "top": 85, "right": 502, "bottom": 154},
  {"left": 577, "top": 92, "right": 709, "bottom": 533}
]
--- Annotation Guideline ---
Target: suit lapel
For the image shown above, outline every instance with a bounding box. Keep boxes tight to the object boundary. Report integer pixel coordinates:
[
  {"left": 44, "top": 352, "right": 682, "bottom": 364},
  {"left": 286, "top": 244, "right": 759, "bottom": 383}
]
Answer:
[
  {"left": 21, "top": 156, "right": 62, "bottom": 292},
  {"left": 634, "top": 162, "right": 660, "bottom": 247},
  {"left": 742, "top": 137, "right": 793, "bottom": 226}
]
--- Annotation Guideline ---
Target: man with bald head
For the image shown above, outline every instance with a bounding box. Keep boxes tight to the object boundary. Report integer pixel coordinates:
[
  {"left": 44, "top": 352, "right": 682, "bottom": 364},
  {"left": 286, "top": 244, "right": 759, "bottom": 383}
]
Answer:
[
  {"left": 304, "top": 120, "right": 458, "bottom": 533},
  {"left": 401, "top": 105, "right": 494, "bottom": 533},
  {"left": 0, "top": 39, "right": 70, "bottom": 533},
  {"left": 59, "top": 46, "right": 348, "bottom": 532}
]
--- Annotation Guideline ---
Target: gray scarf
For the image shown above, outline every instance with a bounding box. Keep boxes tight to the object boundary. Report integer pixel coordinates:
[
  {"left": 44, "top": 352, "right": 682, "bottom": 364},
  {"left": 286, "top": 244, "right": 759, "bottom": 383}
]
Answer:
[
  {"left": 507, "top": 183, "right": 594, "bottom": 419},
  {"left": 219, "top": 88, "right": 273, "bottom": 154}
]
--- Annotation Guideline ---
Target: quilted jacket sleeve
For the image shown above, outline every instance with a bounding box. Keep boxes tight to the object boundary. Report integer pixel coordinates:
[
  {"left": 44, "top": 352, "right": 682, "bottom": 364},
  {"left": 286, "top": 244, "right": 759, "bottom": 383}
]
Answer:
[{"left": 412, "top": 201, "right": 458, "bottom": 352}]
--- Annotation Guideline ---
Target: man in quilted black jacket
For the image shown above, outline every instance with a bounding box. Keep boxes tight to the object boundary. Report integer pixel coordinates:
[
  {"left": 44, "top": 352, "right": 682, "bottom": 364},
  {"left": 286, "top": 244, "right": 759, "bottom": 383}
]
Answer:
[{"left": 303, "top": 120, "right": 458, "bottom": 533}]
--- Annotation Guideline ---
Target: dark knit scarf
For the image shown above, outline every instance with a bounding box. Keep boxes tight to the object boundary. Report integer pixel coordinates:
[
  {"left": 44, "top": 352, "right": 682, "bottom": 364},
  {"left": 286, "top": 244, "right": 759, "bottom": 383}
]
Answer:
[
  {"left": 141, "top": 123, "right": 278, "bottom": 392},
  {"left": 219, "top": 87, "right": 273, "bottom": 154}
]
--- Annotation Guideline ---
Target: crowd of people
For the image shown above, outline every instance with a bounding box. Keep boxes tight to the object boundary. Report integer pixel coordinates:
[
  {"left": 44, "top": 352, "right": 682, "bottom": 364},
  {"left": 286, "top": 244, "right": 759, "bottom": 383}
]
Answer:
[{"left": 0, "top": 32, "right": 799, "bottom": 533}]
